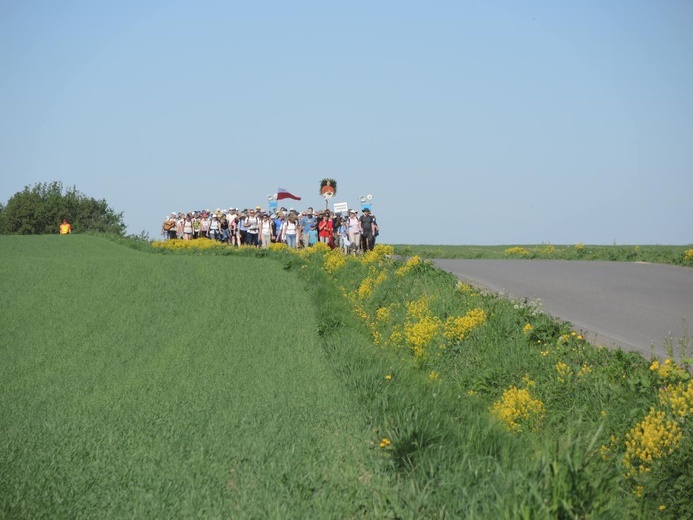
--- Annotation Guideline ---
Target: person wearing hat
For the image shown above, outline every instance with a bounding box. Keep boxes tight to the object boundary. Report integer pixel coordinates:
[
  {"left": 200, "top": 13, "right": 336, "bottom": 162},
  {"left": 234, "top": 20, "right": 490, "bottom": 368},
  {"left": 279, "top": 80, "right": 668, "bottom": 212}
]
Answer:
[
  {"left": 209, "top": 213, "right": 221, "bottom": 241},
  {"left": 244, "top": 208, "right": 260, "bottom": 247},
  {"left": 260, "top": 213, "right": 274, "bottom": 248},
  {"left": 237, "top": 211, "right": 247, "bottom": 245},
  {"left": 280, "top": 212, "right": 299, "bottom": 249},
  {"left": 299, "top": 207, "right": 317, "bottom": 249},
  {"left": 200, "top": 212, "right": 210, "bottom": 239},
  {"left": 359, "top": 207, "right": 377, "bottom": 251},
  {"left": 337, "top": 216, "right": 349, "bottom": 253},
  {"left": 317, "top": 211, "right": 333, "bottom": 246},
  {"left": 163, "top": 213, "right": 177, "bottom": 240},
  {"left": 347, "top": 209, "right": 361, "bottom": 252}
]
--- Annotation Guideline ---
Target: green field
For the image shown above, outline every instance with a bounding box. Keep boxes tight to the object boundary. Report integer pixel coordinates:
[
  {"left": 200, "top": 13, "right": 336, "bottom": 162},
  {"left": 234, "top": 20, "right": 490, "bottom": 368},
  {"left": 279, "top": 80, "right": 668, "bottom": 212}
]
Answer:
[
  {"left": 2, "top": 236, "right": 692, "bottom": 519},
  {"left": 391, "top": 243, "right": 693, "bottom": 266},
  {"left": 0, "top": 236, "right": 397, "bottom": 518}
]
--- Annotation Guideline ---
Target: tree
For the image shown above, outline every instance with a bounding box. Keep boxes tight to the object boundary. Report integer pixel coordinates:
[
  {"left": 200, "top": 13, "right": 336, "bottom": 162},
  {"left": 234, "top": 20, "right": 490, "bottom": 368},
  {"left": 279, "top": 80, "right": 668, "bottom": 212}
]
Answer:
[{"left": 0, "top": 182, "right": 126, "bottom": 235}]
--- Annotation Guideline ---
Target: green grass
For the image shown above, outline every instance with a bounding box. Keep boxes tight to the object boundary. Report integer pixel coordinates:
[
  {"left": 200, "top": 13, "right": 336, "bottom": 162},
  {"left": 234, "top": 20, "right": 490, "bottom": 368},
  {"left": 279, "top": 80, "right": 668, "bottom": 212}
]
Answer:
[
  {"left": 391, "top": 243, "right": 693, "bottom": 266},
  {"left": 0, "top": 236, "right": 395, "bottom": 518},
  {"left": 2, "top": 236, "right": 692, "bottom": 519}
]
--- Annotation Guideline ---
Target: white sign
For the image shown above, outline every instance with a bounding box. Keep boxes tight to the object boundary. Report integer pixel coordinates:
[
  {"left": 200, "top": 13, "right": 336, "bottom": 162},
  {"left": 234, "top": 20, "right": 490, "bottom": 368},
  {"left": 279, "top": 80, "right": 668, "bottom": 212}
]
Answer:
[{"left": 333, "top": 201, "right": 349, "bottom": 215}]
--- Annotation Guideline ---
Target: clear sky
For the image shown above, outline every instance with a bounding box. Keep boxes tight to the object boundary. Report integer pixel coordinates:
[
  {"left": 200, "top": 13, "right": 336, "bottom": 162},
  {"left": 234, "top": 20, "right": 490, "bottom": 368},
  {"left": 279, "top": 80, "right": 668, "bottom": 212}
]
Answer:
[{"left": 1, "top": 1, "right": 691, "bottom": 245}]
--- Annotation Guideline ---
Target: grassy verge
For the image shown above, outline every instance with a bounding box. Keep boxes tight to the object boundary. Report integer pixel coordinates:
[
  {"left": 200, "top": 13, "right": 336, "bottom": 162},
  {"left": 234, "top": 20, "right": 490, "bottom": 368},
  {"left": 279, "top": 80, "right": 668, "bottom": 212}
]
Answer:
[
  {"left": 391, "top": 243, "right": 693, "bottom": 266},
  {"left": 277, "top": 243, "right": 693, "bottom": 518}
]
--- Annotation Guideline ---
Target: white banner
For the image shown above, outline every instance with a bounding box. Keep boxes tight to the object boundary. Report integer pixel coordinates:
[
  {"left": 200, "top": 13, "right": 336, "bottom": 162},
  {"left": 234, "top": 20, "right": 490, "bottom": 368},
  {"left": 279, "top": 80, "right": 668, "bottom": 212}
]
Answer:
[{"left": 333, "top": 202, "right": 349, "bottom": 215}]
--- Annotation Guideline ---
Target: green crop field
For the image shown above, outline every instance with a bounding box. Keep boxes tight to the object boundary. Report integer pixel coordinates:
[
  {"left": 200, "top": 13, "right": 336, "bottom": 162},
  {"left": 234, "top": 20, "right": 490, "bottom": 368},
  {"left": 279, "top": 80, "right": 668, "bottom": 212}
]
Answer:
[
  {"left": 392, "top": 243, "right": 693, "bottom": 266},
  {"left": 2, "top": 236, "right": 692, "bottom": 519},
  {"left": 0, "top": 236, "right": 397, "bottom": 518}
]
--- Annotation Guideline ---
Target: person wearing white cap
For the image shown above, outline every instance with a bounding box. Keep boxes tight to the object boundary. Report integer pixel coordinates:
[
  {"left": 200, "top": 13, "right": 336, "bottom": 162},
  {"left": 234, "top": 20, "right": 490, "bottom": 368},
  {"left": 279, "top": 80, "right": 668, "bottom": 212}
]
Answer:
[
  {"left": 162, "top": 214, "right": 177, "bottom": 240},
  {"left": 299, "top": 207, "right": 317, "bottom": 249},
  {"left": 347, "top": 209, "right": 361, "bottom": 252}
]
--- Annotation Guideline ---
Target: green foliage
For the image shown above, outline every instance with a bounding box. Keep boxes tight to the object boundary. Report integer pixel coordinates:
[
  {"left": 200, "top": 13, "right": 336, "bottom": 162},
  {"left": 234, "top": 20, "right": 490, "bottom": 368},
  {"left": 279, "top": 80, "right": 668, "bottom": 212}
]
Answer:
[
  {"left": 0, "top": 181, "right": 126, "bottom": 235},
  {"left": 642, "top": 430, "right": 693, "bottom": 519},
  {"left": 523, "top": 430, "right": 628, "bottom": 519}
]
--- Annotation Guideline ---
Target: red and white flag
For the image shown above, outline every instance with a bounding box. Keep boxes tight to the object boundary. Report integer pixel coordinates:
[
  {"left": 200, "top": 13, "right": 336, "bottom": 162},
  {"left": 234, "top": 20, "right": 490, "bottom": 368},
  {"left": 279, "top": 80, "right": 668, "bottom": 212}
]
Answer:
[{"left": 276, "top": 187, "right": 301, "bottom": 201}]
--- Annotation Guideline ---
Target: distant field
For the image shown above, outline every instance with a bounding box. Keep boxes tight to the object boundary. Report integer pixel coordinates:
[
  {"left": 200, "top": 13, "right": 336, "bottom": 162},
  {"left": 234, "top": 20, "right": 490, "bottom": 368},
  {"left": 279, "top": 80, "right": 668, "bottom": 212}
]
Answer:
[{"left": 391, "top": 243, "right": 693, "bottom": 266}]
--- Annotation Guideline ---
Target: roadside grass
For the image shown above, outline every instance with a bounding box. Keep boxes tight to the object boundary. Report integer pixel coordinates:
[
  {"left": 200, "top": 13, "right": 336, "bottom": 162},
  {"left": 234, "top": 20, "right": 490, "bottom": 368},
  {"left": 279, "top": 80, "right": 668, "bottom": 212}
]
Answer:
[
  {"left": 3, "top": 235, "right": 693, "bottom": 518},
  {"left": 392, "top": 243, "right": 693, "bottom": 267},
  {"left": 285, "top": 243, "right": 693, "bottom": 518}
]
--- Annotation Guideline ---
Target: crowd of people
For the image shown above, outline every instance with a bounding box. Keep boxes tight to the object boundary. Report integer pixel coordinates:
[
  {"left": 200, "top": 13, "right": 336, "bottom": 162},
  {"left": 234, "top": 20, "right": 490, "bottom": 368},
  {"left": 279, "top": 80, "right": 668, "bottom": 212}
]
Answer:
[{"left": 161, "top": 205, "right": 379, "bottom": 253}]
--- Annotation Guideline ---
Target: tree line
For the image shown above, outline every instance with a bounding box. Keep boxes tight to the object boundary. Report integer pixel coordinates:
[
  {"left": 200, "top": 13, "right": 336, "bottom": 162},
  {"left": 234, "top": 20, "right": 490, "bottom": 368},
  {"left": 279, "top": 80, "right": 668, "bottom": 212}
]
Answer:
[{"left": 0, "top": 182, "right": 126, "bottom": 235}]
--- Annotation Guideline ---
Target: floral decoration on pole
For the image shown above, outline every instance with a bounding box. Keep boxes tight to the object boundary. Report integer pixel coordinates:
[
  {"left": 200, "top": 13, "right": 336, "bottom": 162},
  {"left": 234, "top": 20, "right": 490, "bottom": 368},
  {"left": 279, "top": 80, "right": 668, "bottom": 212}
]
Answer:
[{"left": 320, "top": 178, "right": 337, "bottom": 209}]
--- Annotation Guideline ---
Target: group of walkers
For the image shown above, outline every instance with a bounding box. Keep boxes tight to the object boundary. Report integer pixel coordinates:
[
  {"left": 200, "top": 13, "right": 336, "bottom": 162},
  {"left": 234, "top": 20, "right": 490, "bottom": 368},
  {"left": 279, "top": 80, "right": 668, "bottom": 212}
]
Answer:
[{"left": 161, "top": 206, "right": 379, "bottom": 252}]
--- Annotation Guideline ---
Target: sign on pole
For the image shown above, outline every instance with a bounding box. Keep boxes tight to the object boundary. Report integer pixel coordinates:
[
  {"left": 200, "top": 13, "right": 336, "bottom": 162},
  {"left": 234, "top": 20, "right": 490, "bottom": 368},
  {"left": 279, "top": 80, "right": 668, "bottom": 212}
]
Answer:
[{"left": 333, "top": 201, "right": 349, "bottom": 216}]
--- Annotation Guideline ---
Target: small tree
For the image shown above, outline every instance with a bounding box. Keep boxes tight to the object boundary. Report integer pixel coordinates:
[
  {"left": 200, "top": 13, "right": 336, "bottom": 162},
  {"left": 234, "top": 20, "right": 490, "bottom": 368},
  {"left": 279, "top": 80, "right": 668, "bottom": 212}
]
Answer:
[{"left": 0, "top": 181, "right": 126, "bottom": 235}]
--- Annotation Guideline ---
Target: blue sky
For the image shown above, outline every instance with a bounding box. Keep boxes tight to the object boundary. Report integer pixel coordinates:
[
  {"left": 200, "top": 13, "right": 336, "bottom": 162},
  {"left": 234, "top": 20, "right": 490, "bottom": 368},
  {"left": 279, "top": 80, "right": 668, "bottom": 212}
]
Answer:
[{"left": 1, "top": 0, "right": 691, "bottom": 244}]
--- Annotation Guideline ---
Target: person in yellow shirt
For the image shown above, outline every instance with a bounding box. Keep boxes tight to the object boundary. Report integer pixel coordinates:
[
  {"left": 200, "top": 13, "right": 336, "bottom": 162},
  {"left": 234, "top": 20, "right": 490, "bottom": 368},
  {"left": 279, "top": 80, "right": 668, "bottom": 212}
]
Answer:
[{"left": 59, "top": 219, "right": 72, "bottom": 235}]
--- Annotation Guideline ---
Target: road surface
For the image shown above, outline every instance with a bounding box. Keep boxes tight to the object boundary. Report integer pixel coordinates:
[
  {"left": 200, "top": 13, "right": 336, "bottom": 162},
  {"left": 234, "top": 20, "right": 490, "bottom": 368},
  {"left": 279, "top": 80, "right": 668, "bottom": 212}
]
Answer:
[{"left": 433, "top": 259, "right": 693, "bottom": 361}]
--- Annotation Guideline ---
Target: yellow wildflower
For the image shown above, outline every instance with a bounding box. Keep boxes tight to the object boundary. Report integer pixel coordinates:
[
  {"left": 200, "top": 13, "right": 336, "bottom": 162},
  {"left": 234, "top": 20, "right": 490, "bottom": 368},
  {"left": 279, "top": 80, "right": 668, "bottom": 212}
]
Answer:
[
  {"left": 395, "top": 255, "right": 421, "bottom": 276},
  {"left": 504, "top": 246, "right": 530, "bottom": 257},
  {"left": 555, "top": 362, "right": 573, "bottom": 383},
  {"left": 443, "top": 309, "right": 486, "bottom": 343},
  {"left": 323, "top": 250, "right": 346, "bottom": 273},
  {"left": 490, "top": 382, "right": 545, "bottom": 432}
]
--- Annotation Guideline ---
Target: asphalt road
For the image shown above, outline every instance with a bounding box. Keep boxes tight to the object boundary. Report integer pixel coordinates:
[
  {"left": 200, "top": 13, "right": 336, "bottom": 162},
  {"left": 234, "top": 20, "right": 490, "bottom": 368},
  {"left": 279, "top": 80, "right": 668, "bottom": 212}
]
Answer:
[{"left": 433, "top": 259, "right": 693, "bottom": 361}]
